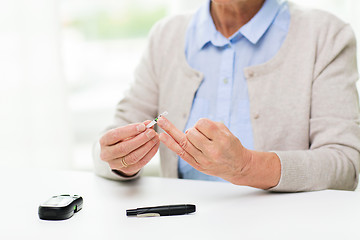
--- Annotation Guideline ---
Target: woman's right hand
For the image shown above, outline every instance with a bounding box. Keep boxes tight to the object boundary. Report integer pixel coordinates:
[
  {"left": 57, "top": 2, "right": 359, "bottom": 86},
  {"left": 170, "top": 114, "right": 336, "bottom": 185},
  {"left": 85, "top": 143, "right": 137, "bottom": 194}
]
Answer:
[{"left": 99, "top": 121, "right": 160, "bottom": 177}]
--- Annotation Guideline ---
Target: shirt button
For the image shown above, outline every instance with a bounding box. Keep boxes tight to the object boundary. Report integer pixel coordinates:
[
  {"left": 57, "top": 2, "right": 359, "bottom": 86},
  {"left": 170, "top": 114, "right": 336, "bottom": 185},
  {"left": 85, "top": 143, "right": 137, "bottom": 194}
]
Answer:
[
  {"left": 183, "top": 113, "right": 187, "bottom": 119},
  {"left": 223, "top": 78, "right": 229, "bottom": 84},
  {"left": 247, "top": 71, "right": 254, "bottom": 78},
  {"left": 253, "top": 113, "right": 260, "bottom": 119}
]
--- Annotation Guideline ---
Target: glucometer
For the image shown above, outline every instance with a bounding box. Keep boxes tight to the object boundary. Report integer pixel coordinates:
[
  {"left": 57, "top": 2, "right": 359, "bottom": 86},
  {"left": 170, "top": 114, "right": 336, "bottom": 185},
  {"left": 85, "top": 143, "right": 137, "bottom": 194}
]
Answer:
[{"left": 38, "top": 195, "right": 83, "bottom": 220}]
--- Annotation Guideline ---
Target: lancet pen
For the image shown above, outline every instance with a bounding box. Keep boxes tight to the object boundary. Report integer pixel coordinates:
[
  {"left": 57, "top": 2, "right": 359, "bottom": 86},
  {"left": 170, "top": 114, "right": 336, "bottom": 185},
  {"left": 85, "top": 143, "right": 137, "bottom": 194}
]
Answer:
[{"left": 126, "top": 204, "right": 196, "bottom": 217}]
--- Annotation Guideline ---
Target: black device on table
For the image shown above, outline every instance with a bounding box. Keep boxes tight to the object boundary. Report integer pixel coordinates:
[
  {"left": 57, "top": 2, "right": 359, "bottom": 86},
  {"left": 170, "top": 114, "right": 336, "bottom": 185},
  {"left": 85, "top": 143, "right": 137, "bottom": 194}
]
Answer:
[
  {"left": 126, "top": 204, "right": 196, "bottom": 217},
  {"left": 38, "top": 194, "right": 83, "bottom": 220}
]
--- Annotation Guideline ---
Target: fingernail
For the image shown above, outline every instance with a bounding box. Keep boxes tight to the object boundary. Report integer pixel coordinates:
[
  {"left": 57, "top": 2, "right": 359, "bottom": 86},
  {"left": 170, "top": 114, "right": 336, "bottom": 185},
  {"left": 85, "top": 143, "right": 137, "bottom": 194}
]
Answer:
[
  {"left": 157, "top": 117, "right": 165, "bottom": 126},
  {"left": 137, "top": 124, "right": 145, "bottom": 132}
]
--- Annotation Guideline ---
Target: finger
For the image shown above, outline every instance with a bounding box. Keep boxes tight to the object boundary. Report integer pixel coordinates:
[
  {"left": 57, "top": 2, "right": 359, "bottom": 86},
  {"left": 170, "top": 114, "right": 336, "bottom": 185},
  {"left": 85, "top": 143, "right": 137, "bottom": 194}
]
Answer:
[
  {"left": 112, "top": 134, "right": 159, "bottom": 167},
  {"left": 101, "top": 123, "right": 146, "bottom": 146},
  {"left": 122, "top": 120, "right": 155, "bottom": 142},
  {"left": 111, "top": 141, "right": 160, "bottom": 174},
  {"left": 130, "top": 140, "right": 160, "bottom": 171},
  {"left": 186, "top": 127, "right": 212, "bottom": 152},
  {"left": 157, "top": 116, "right": 203, "bottom": 158},
  {"left": 159, "top": 132, "right": 202, "bottom": 171},
  {"left": 194, "top": 118, "right": 218, "bottom": 140},
  {"left": 157, "top": 116, "right": 186, "bottom": 144},
  {"left": 102, "top": 129, "right": 157, "bottom": 161},
  {"left": 143, "top": 120, "right": 152, "bottom": 127}
]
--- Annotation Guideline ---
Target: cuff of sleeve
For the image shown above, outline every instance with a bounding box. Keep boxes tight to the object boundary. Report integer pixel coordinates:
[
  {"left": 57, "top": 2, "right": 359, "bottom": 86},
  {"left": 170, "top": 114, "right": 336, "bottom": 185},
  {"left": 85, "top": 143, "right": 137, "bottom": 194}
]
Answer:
[
  {"left": 267, "top": 151, "right": 308, "bottom": 192},
  {"left": 111, "top": 169, "right": 142, "bottom": 180}
]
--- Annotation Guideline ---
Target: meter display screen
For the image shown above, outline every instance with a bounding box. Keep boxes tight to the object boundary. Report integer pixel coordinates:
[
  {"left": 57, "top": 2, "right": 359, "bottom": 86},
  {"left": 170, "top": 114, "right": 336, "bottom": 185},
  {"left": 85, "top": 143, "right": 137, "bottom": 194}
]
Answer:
[{"left": 41, "top": 196, "right": 74, "bottom": 207}]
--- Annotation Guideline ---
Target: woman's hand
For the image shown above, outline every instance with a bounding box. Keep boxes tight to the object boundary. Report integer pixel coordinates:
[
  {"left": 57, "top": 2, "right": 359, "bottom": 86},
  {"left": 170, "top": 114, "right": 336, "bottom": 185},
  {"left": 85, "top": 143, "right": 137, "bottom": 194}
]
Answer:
[
  {"left": 157, "top": 117, "right": 280, "bottom": 189},
  {"left": 99, "top": 121, "right": 160, "bottom": 177},
  {"left": 157, "top": 117, "right": 252, "bottom": 183}
]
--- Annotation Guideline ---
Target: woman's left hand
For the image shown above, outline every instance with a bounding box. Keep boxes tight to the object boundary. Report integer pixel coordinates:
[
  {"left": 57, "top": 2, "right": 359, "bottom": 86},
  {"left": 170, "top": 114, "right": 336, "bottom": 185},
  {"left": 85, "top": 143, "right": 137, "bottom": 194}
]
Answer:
[{"left": 157, "top": 117, "right": 253, "bottom": 184}]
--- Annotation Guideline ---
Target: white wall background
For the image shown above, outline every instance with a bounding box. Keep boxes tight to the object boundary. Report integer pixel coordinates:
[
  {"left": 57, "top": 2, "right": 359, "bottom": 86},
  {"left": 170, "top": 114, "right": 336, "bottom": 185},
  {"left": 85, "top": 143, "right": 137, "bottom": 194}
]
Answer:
[
  {"left": 0, "top": 0, "right": 73, "bottom": 170},
  {"left": 0, "top": 0, "right": 359, "bottom": 173}
]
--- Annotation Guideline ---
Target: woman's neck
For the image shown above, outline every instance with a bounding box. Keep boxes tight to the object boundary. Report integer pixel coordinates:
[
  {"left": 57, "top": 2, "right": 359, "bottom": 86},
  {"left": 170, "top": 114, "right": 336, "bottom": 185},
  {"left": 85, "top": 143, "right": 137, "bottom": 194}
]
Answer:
[{"left": 210, "top": 0, "right": 265, "bottom": 38}]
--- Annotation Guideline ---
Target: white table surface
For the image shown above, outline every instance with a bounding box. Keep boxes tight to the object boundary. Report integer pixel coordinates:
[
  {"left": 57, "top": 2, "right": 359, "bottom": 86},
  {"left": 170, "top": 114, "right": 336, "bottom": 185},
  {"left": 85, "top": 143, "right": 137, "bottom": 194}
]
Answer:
[{"left": 1, "top": 167, "right": 359, "bottom": 240}]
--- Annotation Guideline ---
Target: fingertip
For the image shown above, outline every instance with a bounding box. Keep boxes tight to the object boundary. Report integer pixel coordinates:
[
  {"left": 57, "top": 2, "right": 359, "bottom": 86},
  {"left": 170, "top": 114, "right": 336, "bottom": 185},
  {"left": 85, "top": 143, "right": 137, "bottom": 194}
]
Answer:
[
  {"left": 157, "top": 116, "right": 166, "bottom": 126},
  {"left": 143, "top": 120, "right": 152, "bottom": 125},
  {"left": 137, "top": 123, "right": 146, "bottom": 132}
]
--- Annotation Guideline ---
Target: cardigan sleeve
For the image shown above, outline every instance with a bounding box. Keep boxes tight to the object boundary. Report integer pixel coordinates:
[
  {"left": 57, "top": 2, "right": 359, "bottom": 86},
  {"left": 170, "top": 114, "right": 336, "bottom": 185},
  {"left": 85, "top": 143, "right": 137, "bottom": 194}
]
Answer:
[
  {"left": 270, "top": 24, "right": 360, "bottom": 192},
  {"left": 92, "top": 20, "right": 164, "bottom": 181}
]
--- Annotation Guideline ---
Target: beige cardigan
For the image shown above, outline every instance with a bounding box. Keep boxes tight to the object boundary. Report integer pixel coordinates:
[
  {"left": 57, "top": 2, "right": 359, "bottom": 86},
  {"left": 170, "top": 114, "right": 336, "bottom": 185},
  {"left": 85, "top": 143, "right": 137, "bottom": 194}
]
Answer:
[{"left": 93, "top": 3, "right": 360, "bottom": 192}]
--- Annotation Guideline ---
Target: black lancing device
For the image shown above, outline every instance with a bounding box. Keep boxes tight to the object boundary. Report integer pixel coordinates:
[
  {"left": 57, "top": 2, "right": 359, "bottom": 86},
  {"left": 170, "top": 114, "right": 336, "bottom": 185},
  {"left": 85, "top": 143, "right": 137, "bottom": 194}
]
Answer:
[{"left": 127, "top": 204, "right": 196, "bottom": 217}]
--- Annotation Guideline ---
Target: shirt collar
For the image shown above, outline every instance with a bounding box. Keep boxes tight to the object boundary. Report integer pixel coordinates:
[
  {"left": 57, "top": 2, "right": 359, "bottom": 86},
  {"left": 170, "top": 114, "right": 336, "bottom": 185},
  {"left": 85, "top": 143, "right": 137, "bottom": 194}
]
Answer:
[{"left": 194, "top": 0, "right": 284, "bottom": 49}]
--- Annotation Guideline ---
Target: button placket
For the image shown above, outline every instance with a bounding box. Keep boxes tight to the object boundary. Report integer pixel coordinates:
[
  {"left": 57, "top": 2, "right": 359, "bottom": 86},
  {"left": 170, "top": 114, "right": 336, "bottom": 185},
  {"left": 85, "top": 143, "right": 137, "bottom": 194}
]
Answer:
[{"left": 216, "top": 46, "right": 234, "bottom": 126}]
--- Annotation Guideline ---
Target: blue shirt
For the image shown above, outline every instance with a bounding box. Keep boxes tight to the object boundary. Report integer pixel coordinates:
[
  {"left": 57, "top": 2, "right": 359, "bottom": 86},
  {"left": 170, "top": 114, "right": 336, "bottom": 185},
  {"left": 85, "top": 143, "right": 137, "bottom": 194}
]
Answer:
[{"left": 178, "top": 0, "right": 290, "bottom": 181}]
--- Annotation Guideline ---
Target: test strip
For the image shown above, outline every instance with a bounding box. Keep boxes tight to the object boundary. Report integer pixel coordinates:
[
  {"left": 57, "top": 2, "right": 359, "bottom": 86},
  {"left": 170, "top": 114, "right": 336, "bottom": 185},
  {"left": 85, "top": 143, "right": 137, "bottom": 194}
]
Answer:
[{"left": 146, "top": 111, "right": 168, "bottom": 128}]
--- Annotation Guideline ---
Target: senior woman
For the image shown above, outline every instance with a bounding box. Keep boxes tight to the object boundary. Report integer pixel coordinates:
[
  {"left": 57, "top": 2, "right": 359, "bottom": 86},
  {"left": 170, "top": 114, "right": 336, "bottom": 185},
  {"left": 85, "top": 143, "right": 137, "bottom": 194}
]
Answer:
[{"left": 93, "top": 0, "right": 360, "bottom": 192}]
